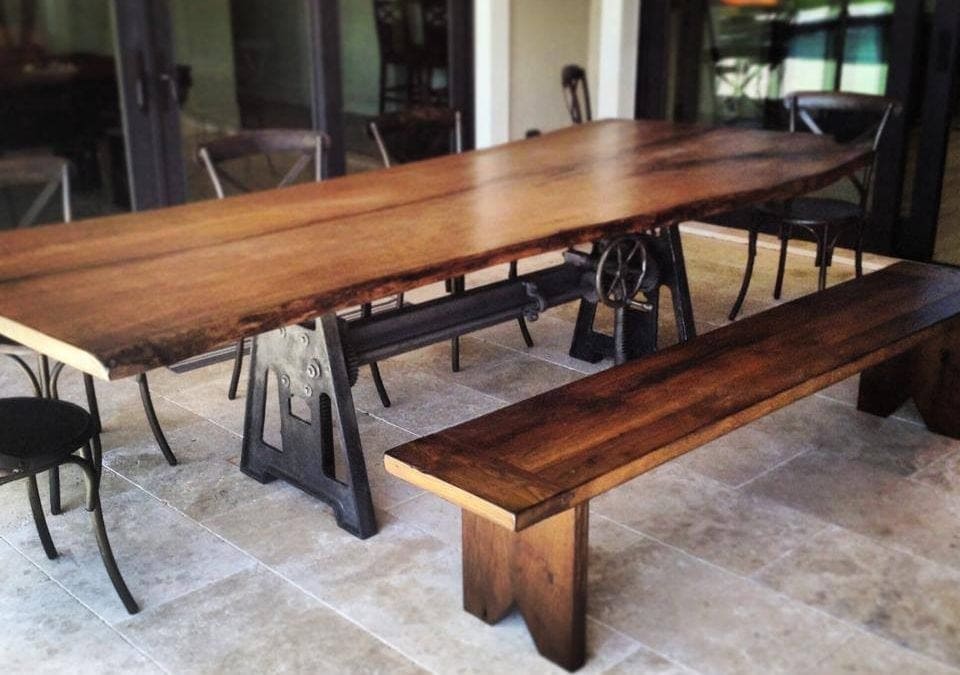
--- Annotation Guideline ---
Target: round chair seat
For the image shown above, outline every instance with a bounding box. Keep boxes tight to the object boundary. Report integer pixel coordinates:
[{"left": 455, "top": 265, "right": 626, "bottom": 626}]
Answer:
[
  {"left": 759, "top": 197, "right": 862, "bottom": 226},
  {"left": 0, "top": 398, "right": 93, "bottom": 474}
]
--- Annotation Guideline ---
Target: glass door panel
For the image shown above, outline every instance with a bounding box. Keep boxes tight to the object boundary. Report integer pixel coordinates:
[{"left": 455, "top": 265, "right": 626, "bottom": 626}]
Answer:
[
  {"left": 169, "top": 0, "right": 319, "bottom": 201},
  {"left": 0, "top": 0, "right": 130, "bottom": 225}
]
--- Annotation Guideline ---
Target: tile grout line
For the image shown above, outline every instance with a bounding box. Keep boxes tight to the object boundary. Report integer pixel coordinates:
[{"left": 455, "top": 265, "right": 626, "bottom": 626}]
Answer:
[
  {"left": 97, "top": 466, "right": 440, "bottom": 674},
  {"left": 0, "top": 532, "right": 173, "bottom": 675},
  {"left": 595, "top": 514, "right": 960, "bottom": 672}
]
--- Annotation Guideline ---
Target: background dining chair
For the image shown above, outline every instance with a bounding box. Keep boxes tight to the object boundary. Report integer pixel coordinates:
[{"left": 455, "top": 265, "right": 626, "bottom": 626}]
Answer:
[
  {"left": 0, "top": 392, "right": 139, "bottom": 614},
  {"left": 0, "top": 155, "right": 176, "bottom": 516},
  {"left": 418, "top": 0, "right": 449, "bottom": 106},
  {"left": 197, "top": 129, "right": 393, "bottom": 408},
  {"left": 727, "top": 91, "right": 901, "bottom": 321},
  {"left": 562, "top": 64, "right": 592, "bottom": 125},
  {"left": 373, "top": 0, "right": 418, "bottom": 113},
  {"left": 369, "top": 107, "right": 535, "bottom": 372}
]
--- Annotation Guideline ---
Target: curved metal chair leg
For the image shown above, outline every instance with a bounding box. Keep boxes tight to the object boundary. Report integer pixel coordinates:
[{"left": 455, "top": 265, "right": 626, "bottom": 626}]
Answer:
[
  {"left": 369, "top": 363, "right": 391, "bottom": 408},
  {"left": 227, "top": 339, "right": 244, "bottom": 400},
  {"left": 70, "top": 452, "right": 139, "bottom": 614},
  {"left": 137, "top": 374, "right": 177, "bottom": 466},
  {"left": 3, "top": 354, "right": 42, "bottom": 397},
  {"left": 729, "top": 227, "right": 759, "bottom": 321},
  {"left": 517, "top": 318, "right": 535, "bottom": 348},
  {"left": 451, "top": 336, "right": 461, "bottom": 373},
  {"left": 815, "top": 230, "right": 829, "bottom": 292},
  {"left": 450, "top": 276, "right": 465, "bottom": 372},
  {"left": 82, "top": 374, "right": 103, "bottom": 468},
  {"left": 48, "top": 467, "right": 61, "bottom": 515},
  {"left": 27, "top": 474, "right": 57, "bottom": 559},
  {"left": 854, "top": 220, "right": 865, "bottom": 279},
  {"left": 773, "top": 226, "right": 790, "bottom": 301},
  {"left": 49, "top": 361, "right": 66, "bottom": 400},
  {"left": 509, "top": 261, "right": 535, "bottom": 347},
  {"left": 360, "top": 303, "right": 392, "bottom": 407}
]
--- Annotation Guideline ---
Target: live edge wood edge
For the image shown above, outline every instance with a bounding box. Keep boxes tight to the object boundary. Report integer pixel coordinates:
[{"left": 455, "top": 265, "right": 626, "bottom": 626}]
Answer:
[{"left": 0, "top": 121, "right": 872, "bottom": 381}]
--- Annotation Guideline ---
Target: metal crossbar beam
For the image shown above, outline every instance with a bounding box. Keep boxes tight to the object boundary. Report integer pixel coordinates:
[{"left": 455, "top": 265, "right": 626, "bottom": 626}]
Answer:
[{"left": 241, "top": 226, "right": 695, "bottom": 539}]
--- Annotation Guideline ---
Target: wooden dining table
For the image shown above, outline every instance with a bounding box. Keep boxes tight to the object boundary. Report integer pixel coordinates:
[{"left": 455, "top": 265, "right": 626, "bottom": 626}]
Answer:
[{"left": 0, "top": 119, "right": 871, "bottom": 537}]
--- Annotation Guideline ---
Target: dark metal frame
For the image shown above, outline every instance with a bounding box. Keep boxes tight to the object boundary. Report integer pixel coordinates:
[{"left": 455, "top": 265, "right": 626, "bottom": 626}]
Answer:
[
  {"left": 898, "top": 0, "right": 960, "bottom": 261},
  {"left": 240, "top": 226, "right": 696, "bottom": 538},
  {"left": 0, "top": 393, "right": 138, "bottom": 614}
]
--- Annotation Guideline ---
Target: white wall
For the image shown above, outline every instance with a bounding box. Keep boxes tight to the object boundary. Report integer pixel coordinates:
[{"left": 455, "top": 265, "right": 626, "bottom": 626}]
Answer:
[
  {"left": 508, "top": 0, "right": 593, "bottom": 140},
  {"left": 474, "top": 0, "right": 638, "bottom": 148}
]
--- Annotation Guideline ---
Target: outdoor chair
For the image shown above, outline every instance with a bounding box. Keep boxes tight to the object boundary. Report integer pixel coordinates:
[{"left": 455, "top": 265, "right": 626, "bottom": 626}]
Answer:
[
  {"left": 728, "top": 91, "right": 901, "bottom": 320},
  {"left": 562, "top": 64, "right": 592, "bottom": 124},
  {"left": 197, "top": 129, "right": 393, "bottom": 407},
  {"left": 0, "top": 391, "right": 139, "bottom": 614},
  {"left": 369, "top": 107, "right": 534, "bottom": 372},
  {"left": 373, "top": 0, "right": 419, "bottom": 113}
]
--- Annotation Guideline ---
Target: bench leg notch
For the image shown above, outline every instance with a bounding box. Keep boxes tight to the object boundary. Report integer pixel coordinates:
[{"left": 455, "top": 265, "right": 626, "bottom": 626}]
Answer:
[
  {"left": 461, "top": 505, "right": 588, "bottom": 671},
  {"left": 858, "top": 325, "right": 960, "bottom": 439}
]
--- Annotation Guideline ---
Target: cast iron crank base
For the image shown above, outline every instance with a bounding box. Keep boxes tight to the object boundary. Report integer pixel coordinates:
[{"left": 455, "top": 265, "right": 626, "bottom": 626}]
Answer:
[{"left": 241, "top": 225, "right": 696, "bottom": 539}]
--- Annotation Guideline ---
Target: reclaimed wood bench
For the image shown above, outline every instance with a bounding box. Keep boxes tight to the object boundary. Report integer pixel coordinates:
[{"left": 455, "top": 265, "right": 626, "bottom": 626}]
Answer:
[{"left": 384, "top": 260, "right": 960, "bottom": 670}]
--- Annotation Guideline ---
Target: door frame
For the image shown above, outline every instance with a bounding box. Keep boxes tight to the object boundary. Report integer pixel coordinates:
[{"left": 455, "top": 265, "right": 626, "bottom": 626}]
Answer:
[{"left": 897, "top": 0, "right": 960, "bottom": 261}]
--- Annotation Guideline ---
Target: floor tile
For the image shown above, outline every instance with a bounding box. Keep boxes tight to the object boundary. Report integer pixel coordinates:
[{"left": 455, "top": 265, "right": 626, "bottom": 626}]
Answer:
[
  {"left": 353, "top": 364, "right": 505, "bottom": 435},
  {"left": 594, "top": 464, "right": 827, "bottom": 575},
  {"left": 745, "top": 451, "right": 960, "bottom": 571},
  {"left": 117, "top": 566, "right": 424, "bottom": 674},
  {"left": 757, "top": 526, "right": 960, "bottom": 668},
  {"left": 589, "top": 517, "right": 854, "bottom": 674},
  {"left": 812, "top": 631, "right": 960, "bottom": 675},
  {"left": 6, "top": 486, "right": 255, "bottom": 624},
  {"left": 0, "top": 539, "right": 160, "bottom": 674}
]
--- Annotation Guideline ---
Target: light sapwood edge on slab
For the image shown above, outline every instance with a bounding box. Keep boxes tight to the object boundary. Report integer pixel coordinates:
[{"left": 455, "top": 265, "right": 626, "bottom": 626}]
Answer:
[
  {"left": 0, "top": 316, "right": 112, "bottom": 380},
  {"left": 383, "top": 455, "right": 519, "bottom": 531}
]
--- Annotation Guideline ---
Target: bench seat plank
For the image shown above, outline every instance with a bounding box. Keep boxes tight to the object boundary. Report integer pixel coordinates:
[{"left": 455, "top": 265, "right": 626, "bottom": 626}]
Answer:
[{"left": 385, "top": 261, "right": 960, "bottom": 531}]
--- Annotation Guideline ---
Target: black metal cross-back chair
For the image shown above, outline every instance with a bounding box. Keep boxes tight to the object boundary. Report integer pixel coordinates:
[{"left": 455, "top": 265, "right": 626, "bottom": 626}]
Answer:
[
  {"left": 562, "top": 64, "right": 592, "bottom": 125},
  {"left": 727, "top": 91, "right": 901, "bottom": 321},
  {"left": 197, "top": 129, "right": 393, "bottom": 408},
  {"left": 0, "top": 155, "right": 176, "bottom": 516},
  {"left": 368, "top": 107, "right": 535, "bottom": 373},
  {"left": 0, "top": 390, "right": 139, "bottom": 614}
]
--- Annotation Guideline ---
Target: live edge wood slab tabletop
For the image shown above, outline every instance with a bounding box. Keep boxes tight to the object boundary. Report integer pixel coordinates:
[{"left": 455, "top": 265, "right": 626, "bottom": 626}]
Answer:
[{"left": 0, "top": 119, "right": 870, "bottom": 380}]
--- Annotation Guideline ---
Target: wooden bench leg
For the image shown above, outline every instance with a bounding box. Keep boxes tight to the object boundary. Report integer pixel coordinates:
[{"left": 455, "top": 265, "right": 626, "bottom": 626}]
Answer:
[
  {"left": 461, "top": 505, "right": 588, "bottom": 671},
  {"left": 859, "top": 326, "right": 960, "bottom": 439}
]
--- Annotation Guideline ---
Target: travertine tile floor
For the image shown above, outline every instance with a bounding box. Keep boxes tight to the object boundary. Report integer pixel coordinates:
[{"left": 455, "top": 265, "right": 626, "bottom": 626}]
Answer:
[{"left": 2, "top": 224, "right": 959, "bottom": 674}]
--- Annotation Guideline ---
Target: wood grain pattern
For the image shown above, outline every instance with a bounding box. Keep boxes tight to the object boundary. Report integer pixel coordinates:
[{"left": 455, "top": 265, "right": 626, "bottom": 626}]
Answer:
[
  {"left": 0, "top": 120, "right": 870, "bottom": 379},
  {"left": 462, "top": 505, "right": 588, "bottom": 671},
  {"left": 384, "top": 261, "right": 960, "bottom": 531}
]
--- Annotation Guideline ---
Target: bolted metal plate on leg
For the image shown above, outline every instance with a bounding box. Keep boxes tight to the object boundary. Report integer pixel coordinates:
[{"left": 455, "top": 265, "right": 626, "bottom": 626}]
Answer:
[{"left": 241, "top": 316, "right": 377, "bottom": 539}]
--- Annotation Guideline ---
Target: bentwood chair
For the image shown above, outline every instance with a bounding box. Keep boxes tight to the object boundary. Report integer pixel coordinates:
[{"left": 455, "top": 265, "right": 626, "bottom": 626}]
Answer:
[
  {"left": 562, "top": 65, "right": 592, "bottom": 125},
  {"left": 197, "top": 129, "right": 393, "bottom": 408},
  {"left": 727, "top": 91, "right": 900, "bottom": 321},
  {"left": 0, "top": 392, "right": 139, "bottom": 614},
  {"left": 369, "top": 107, "right": 535, "bottom": 372},
  {"left": 0, "top": 156, "right": 176, "bottom": 514}
]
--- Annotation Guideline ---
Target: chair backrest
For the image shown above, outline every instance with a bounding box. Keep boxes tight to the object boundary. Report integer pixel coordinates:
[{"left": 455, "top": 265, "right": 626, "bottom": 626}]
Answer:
[
  {"left": 420, "top": 0, "right": 449, "bottom": 66},
  {"left": 785, "top": 91, "right": 901, "bottom": 203},
  {"left": 368, "top": 107, "right": 462, "bottom": 167},
  {"left": 562, "top": 64, "right": 592, "bottom": 125},
  {"left": 0, "top": 155, "right": 71, "bottom": 227},
  {"left": 196, "top": 129, "right": 329, "bottom": 198},
  {"left": 373, "top": 0, "right": 412, "bottom": 65}
]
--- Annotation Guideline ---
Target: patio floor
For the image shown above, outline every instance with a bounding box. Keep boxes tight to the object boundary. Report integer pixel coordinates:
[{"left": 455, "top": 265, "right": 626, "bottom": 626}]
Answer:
[{"left": 1, "top": 225, "right": 958, "bottom": 674}]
